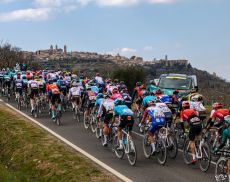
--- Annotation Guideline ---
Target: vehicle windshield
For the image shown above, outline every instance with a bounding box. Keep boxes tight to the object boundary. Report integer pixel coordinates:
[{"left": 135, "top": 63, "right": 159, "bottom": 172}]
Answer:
[{"left": 158, "top": 76, "right": 192, "bottom": 90}]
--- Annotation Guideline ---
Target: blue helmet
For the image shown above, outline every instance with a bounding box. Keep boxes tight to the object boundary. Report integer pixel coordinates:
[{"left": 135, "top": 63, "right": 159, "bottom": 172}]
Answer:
[
  {"left": 114, "top": 98, "right": 124, "bottom": 106},
  {"left": 96, "top": 93, "right": 104, "bottom": 99}
]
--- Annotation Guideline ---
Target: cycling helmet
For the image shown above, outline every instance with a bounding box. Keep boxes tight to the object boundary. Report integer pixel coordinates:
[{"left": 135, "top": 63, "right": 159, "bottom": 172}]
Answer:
[
  {"left": 96, "top": 93, "right": 104, "bottom": 99},
  {"left": 142, "top": 90, "right": 150, "bottom": 97},
  {"left": 96, "top": 73, "right": 100, "bottom": 76},
  {"left": 22, "top": 76, "right": 26, "bottom": 80},
  {"left": 140, "top": 84, "right": 146, "bottom": 89},
  {"left": 182, "top": 101, "right": 190, "bottom": 109},
  {"left": 173, "top": 90, "right": 179, "bottom": 95},
  {"left": 212, "top": 103, "right": 223, "bottom": 110},
  {"left": 148, "top": 100, "right": 155, "bottom": 106},
  {"left": 112, "top": 87, "right": 119, "bottom": 94},
  {"left": 72, "top": 82, "right": 77, "bottom": 87},
  {"left": 104, "top": 94, "right": 110, "bottom": 99},
  {"left": 149, "top": 80, "right": 155, "bottom": 84},
  {"left": 120, "top": 81, "right": 125, "bottom": 84},
  {"left": 155, "top": 89, "right": 162, "bottom": 95},
  {"left": 136, "top": 82, "right": 142, "bottom": 86},
  {"left": 49, "top": 80, "right": 54, "bottom": 84},
  {"left": 114, "top": 79, "right": 119, "bottom": 83},
  {"left": 114, "top": 98, "right": 124, "bottom": 106},
  {"left": 52, "top": 78, "right": 57, "bottom": 83},
  {"left": 191, "top": 95, "right": 199, "bottom": 102}
]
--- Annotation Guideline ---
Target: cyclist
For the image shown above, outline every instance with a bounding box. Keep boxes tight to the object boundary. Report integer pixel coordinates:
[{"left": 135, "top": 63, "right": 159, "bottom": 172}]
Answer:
[
  {"left": 2, "top": 72, "right": 11, "bottom": 95},
  {"left": 112, "top": 98, "right": 134, "bottom": 150},
  {"left": 68, "top": 81, "right": 83, "bottom": 112},
  {"left": 180, "top": 101, "right": 201, "bottom": 164},
  {"left": 14, "top": 73, "right": 24, "bottom": 101},
  {"left": 147, "top": 80, "right": 157, "bottom": 93},
  {"left": 141, "top": 100, "right": 166, "bottom": 154},
  {"left": 97, "top": 94, "right": 114, "bottom": 146},
  {"left": 46, "top": 80, "right": 61, "bottom": 119},
  {"left": 28, "top": 77, "right": 39, "bottom": 115},
  {"left": 110, "top": 87, "right": 122, "bottom": 100}
]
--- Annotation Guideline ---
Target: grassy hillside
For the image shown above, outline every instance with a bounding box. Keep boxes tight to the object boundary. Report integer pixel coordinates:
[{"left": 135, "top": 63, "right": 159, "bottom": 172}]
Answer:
[{"left": 0, "top": 104, "right": 117, "bottom": 182}]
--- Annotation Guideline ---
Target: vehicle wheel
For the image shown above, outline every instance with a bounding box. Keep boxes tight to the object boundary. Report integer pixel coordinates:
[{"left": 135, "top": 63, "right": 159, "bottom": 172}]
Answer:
[
  {"left": 156, "top": 139, "right": 167, "bottom": 165},
  {"left": 199, "top": 142, "right": 211, "bottom": 172}
]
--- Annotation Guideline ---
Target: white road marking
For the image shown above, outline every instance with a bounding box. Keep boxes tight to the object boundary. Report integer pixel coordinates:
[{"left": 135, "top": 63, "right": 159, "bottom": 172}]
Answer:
[
  {"left": 0, "top": 99, "right": 133, "bottom": 182},
  {"left": 132, "top": 130, "right": 217, "bottom": 165}
]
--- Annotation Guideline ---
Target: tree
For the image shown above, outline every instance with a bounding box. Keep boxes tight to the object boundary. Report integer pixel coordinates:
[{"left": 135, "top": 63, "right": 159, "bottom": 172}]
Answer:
[{"left": 112, "top": 65, "right": 146, "bottom": 92}]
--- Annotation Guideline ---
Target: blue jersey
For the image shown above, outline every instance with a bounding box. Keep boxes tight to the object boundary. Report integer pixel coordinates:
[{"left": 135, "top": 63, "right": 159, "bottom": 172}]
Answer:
[
  {"left": 143, "top": 95, "right": 155, "bottom": 108},
  {"left": 91, "top": 86, "right": 99, "bottom": 94},
  {"left": 159, "top": 95, "right": 172, "bottom": 104},
  {"left": 95, "top": 98, "right": 104, "bottom": 107},
  {"left": 113, "top": 105, "right": 134, "bottom": 117},
  {"left": 57, "top": 80, "right": 67, "bottom": 90}
]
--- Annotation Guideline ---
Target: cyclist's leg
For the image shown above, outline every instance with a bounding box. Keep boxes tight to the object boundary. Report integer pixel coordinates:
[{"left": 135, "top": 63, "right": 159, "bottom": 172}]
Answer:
[
  {"left": 103, "top": 112, "right": 112, "bottom": 146},
  {"left": 30, "top": 90, "right": 35, "bottom": 112},
  {"left": 148, "top": 120, "right": 157, "bottom": 153},
  {"left": 51, "top": 94, "right": 56, "bottom": 119}
]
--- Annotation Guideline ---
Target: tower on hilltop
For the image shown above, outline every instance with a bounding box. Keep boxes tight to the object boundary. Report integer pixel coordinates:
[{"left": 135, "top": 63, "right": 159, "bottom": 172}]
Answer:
[{"left": 64, "top": 45, "right": 67, "bottom": 54}]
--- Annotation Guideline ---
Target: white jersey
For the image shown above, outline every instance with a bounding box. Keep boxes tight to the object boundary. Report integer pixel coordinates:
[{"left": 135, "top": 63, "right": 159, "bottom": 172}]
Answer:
[
  {"left": 95, "top": 76, "right": 103, "bottom": 84},
  {"left": 69, "top": 86, "right": 83, "bottom": 97},
  {"left": 190, "top": 101, "right": 206, "bottom": 112},
  {"left": 28, "top": 80, "right": 38, "bottom": 89},
  {"left": 155, "top": 103, "right": 171, "bottom": 113},
  {"left": 98, "top": 98, "right": 114, "bottom": 116}
]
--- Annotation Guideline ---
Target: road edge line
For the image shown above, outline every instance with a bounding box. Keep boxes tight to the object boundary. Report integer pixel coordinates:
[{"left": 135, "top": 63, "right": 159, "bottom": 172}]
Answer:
[{"left": 0, "top": 99, "right": 133, "bottom": 182}]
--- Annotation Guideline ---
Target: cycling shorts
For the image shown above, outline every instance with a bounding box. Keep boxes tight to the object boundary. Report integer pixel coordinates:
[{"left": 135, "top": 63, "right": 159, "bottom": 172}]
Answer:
[
  {"left": 118, "top": 115, "right": 134, "bottom": 132},
  {"left": 188, "top": 123, "right": 202, "bottom": 141},
  {"left": 51, "top": 94, "right": 61, "bottom": 105},
  {"left": 149, "top": 118, "right": 165, "bottom": 134}
]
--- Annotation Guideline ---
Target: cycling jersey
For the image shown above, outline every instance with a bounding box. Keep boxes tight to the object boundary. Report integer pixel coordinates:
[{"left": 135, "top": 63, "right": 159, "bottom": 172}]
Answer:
[
  {"left": 110, "top": 93, "right": 122, "bottom": 100},
  {"left": 28, "top": 80, "right": 39, "bottom": 90},
  {"left": 69, "top": 86, "right": 83, "bottom": 97},
  {"left": 98, "top": 99, "right": 114, "bottom": 116},
  {"left": 95, "top": 98, "right": 104, "bottom": 107},
  {"left": 142, "top": 95, "right": 155, "bottom": 108},
  {"left": 146, "top": 106, "right": 166, "bottom": 134},
  {"left": 180, "top": 109, "right": 198, "bottom": 122},
  {"left": 15, "top": 79, "right": 23, "bottom": 89},
  {"left": 95, "top": 76, "right": 103, "bottom": 84},
  {"left": 113, "top": 105, "right": 134, "bottom": 116},
  {"left": 147, "top": 84, "right": 157, "bottom": 93},
  {"left": 47, "top": 84, "right": 60, "bottom": 95},
  {"left": 212, "top": 109, "right": 230, "bottom": 122}
]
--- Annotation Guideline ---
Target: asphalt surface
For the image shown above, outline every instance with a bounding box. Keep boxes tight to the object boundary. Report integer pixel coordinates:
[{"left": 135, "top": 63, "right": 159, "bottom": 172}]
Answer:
[{"left": 1, "top": 96, "right": 216, "bottom": 182}]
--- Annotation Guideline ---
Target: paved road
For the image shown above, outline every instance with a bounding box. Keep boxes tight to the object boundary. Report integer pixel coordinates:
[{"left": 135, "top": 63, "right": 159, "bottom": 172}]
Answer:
[{"left": 2, "top": 97, "right": 216, "bottom": 182}]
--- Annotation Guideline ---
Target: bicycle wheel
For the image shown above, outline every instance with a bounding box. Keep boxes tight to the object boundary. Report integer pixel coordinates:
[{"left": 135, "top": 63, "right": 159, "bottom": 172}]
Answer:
[
  {"left": 83, "top": 113, "right": 90, "bottom": 130},
  {"left": 167, "top": 134, "right": 178, "bottom": 159},
  {"left": 143, "top": 133, "right": 152, "bottom": 159},
  {"left": 156, "top": 139, "right": 167, "bottom": 165},
  {"left": 199, "top": 142, "right": 211, "bottom": 172},
  {"left": 113, "top": 135, "right": 124, "bottom": 159},
  {"left": 215, "top": 157, "right": 229, "bottom": 182},
  {"left": 127, "top": 140, "right": 137, "bottom": 166},
  {"left": 17, "top": 98, "right": 21, "bottom": 110},
  {"left": 91, "top": 115, "right": 97, "bottom": 133},
  {"left": 34, "top": 106, "right": 38, "bottom": 118},
  {"left": 95, "top": 122, "right": 101, "bottom": 139},
  {"left": 56, "top": 111, "right": 61, "bottom": 126},
  {"left": 183, "top": 139, "right": 193, "bottom": 164},
  {"left": 76, "top": 109, "right": 80, "bottom": 123}
]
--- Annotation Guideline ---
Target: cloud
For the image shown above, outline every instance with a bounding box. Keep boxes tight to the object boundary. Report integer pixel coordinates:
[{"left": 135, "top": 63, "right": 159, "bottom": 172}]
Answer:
[
  {"left": 0, "top": 8, "right": 51, "bottom": 22},
  {"left": 0, "top": 0, "right": 179, "bottom": 22},
  {"left": 120, "top": 47, "right": 137, "bottom": 53},
  {"left": 143, "top": 45, "right": 155, "bottom": 51}
]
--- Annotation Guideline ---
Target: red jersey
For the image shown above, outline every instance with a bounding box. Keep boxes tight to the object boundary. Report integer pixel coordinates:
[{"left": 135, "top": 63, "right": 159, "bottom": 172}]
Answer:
[
  {"left": 110, "top": 93, "right": 122, "bottom": 100},
  {"left": 46, "top": 84, "right": 60, "bottom": 94},
  {"left": 212, "top": 109, "right": 230, "bottom": 122},
  {"left": 180, "top": 109, "right": 198, "bottom": 122}
]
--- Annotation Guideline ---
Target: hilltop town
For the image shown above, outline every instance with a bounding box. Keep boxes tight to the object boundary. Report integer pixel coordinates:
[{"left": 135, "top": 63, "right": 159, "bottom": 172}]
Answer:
[{"left": 22, "top": 45, "right": 189, "bottom": 67}]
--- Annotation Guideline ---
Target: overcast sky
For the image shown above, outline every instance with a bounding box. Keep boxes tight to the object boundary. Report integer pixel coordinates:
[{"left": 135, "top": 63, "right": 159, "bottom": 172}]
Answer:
[{"left": 0, "top": 0, "right": 229, "bottom": 80}]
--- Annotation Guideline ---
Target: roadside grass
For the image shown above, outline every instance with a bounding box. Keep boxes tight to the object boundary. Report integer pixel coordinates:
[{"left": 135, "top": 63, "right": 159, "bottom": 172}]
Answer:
[{"left": 0, "top": 104, "right": 117, "bottom": 182}]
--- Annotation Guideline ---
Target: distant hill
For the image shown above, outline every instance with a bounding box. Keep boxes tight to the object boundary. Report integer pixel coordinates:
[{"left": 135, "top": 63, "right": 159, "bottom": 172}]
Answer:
[{"left": 29, "top": 52, "right": 230, "bottom": 106}]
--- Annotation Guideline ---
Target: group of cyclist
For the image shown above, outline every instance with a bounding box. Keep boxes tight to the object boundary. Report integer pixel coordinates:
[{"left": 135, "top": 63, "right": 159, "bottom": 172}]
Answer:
[{"left": 1, "top": 64, "right": 230, "bottom": 180}]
